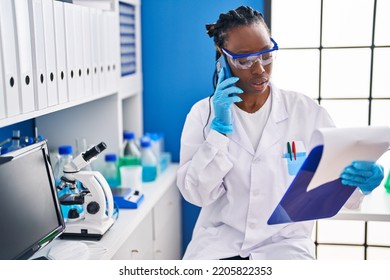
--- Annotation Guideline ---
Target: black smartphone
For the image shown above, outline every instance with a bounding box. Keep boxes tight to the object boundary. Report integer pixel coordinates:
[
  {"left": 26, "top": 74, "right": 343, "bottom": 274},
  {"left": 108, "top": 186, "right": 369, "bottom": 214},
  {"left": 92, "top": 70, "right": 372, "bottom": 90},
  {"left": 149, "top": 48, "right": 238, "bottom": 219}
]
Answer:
[{"left": 216, "top": 54, "right": 232, "bottom": 83}]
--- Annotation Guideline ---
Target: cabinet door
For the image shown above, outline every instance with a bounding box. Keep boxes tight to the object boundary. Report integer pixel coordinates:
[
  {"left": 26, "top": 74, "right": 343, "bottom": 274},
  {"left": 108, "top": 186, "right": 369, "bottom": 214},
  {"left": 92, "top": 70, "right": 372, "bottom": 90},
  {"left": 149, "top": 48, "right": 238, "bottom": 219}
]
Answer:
[
  {"left": 111, "top": 211, "right": 153, "bottom": 260},
  {"left": 153, "top": 211, "right": 181, "bottom": 260},
  {"left": 153, "top": 184, "right": 182, "bottom": 259}
]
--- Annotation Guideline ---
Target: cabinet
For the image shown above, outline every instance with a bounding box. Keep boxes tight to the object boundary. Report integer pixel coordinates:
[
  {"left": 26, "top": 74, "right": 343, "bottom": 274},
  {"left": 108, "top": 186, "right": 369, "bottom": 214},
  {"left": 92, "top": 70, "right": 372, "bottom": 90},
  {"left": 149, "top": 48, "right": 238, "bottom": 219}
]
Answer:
[
  {"left": 112, "top": 211, "right": 154, "bottom": 259},
  {"left": 0, "top": 0, "right": 143, "bottom": 171},
  {"left": 2, "top": 0, "right": 182, "bottom": 260},
  {"left": 111, "top": 176, "right": 182, "bottom": 260},
  {"left": 152, "top": 184, "right": 182, "bottom": 259}
]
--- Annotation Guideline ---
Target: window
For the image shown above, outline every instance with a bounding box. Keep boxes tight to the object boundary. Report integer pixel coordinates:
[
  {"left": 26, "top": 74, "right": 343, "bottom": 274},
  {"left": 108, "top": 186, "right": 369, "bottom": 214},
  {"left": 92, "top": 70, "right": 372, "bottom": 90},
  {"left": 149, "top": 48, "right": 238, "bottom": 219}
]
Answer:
[{"left": 270, "top": 0, "right": 390, "bottom": 128}]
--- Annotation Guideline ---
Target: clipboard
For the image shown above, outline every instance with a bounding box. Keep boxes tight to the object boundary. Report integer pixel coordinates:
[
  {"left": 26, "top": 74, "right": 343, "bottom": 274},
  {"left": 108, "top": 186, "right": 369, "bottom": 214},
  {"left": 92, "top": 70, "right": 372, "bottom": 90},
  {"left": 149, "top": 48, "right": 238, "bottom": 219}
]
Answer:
[{"left": 268, "top": 126, "right": 390, "bottom": 225}]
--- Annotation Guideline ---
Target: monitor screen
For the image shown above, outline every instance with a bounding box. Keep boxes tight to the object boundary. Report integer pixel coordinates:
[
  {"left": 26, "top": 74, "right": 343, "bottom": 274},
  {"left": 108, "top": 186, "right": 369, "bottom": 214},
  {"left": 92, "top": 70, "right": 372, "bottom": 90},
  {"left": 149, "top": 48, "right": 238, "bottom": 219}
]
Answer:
[{"left": 0, "top": 141, "right": 65, "bottom": 260}]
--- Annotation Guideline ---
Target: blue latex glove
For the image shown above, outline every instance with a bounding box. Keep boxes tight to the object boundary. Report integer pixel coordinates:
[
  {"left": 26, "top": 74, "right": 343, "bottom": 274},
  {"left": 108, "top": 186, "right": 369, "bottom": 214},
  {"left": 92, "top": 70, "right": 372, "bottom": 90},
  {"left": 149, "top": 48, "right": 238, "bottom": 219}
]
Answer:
[
  {"left": 211, "top": 68, "right": 243, "bottom": 134},
  {"left": 340, "top": 161, "right": 384, "bottom": 194}
]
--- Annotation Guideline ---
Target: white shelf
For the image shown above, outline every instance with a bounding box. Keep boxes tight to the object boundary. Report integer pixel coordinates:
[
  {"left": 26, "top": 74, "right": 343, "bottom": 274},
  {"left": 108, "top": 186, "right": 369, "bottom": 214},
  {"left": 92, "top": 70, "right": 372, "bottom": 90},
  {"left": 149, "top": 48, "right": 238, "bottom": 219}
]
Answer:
[{"left": 0, "top": 91, "right": 117, "bottom": 128}]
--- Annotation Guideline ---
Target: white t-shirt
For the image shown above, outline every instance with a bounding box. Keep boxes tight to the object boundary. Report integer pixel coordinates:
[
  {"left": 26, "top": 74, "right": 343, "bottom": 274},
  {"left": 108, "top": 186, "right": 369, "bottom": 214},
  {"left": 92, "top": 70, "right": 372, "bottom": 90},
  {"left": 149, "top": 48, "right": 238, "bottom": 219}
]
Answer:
[{"left": 233, "top": 94, "right": 272, "bottom": 150}]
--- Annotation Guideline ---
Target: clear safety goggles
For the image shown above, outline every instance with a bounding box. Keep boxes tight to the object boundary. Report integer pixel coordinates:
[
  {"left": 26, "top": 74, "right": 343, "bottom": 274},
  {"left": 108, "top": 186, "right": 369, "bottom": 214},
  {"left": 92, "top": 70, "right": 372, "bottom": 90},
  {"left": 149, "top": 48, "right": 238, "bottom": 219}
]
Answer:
[{"left": 222, "top": 38, "right": 279, "bottom": 69}]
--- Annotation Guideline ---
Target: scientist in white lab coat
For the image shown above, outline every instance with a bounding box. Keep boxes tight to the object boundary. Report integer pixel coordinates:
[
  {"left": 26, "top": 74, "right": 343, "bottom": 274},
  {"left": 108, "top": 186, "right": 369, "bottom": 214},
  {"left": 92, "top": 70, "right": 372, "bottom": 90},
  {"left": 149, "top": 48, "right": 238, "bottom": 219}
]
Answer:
[{"left": 176, "top": 6, "right": 384, "bottom": 260}]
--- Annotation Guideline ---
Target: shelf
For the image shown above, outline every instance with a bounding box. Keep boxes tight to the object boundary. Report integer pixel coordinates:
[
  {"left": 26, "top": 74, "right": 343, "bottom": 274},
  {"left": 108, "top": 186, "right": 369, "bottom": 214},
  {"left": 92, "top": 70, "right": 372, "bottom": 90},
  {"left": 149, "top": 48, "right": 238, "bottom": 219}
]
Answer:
[{"left": 0, "top": 91, "right": 118, "bottom": 128}]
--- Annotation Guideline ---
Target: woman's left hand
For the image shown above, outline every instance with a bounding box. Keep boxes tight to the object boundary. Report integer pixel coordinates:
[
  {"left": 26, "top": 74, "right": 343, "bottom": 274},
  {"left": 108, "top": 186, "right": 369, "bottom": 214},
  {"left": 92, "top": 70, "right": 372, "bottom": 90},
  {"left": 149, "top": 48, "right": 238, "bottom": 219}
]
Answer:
[{"left": 340, "top": 161, "right": 384, "bottom": 195}]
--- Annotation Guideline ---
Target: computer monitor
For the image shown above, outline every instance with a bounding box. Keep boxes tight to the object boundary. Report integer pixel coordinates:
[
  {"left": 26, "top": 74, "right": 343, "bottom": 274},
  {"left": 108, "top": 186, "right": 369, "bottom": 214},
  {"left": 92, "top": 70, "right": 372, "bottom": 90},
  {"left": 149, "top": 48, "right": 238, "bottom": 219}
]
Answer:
[{"left": 0, "top": 140, "right": 65, "bottom": 260}]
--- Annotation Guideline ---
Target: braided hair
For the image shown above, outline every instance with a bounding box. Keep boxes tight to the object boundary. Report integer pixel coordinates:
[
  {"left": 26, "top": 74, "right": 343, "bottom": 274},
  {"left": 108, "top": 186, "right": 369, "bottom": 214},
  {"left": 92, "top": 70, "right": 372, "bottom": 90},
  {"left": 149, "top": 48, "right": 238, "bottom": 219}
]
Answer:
[{"left": 206, "top": 6, "right": 269, "bottom": 60}]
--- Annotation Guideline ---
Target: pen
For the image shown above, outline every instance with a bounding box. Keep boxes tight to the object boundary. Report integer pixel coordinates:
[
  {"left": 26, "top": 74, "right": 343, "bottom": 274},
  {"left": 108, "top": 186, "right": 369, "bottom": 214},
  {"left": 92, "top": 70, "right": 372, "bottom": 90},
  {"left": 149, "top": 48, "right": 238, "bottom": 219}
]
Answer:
[
  {"left": 287, "top": 142, "right": 292, "bottom": 160},
  {"left": 292, "top": 141, "right": 296, "bottom": 160}
]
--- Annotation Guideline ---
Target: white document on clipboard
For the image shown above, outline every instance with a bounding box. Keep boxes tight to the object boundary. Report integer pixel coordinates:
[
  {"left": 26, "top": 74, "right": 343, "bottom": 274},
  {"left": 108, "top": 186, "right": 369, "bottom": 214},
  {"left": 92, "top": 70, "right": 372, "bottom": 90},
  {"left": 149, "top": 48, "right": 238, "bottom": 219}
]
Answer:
[
  {"left": 268, "top": 126, "right": 390, "bottom": 225},
  {"left": 307, "top": 126, "right": 390, "bottom": 191}
]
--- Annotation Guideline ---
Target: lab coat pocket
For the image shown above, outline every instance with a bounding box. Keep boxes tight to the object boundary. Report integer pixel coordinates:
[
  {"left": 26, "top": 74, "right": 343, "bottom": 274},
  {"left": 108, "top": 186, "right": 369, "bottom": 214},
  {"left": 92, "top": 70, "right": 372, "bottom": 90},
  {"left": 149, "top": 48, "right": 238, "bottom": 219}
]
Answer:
[
  {"left": 282, "top": 141, "right": 306, "bottom": 176},
  {"left": 283, "top": 153, "right": 306, "bottom": 176}
]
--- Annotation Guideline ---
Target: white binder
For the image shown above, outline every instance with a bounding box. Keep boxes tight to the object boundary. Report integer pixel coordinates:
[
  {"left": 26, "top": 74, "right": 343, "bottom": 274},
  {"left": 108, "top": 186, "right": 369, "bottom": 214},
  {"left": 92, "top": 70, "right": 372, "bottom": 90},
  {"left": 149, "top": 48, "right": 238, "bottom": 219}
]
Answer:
[
  {"left": 42, "top": 0, "right": 58, "bottom": 107},
  {"left": 107, "top": 12, "right": 120, "bottom": 94},
  {"left": 0, "top": 0, "right": 21, "bottom": 117},
  {"left": 53, "top": 1, "right": 68, "bottom": 104},
  {"left": 0, "top": 42, "right": 6, "bottom": 120},
  {"left": 13, "top": 0, "right": 35, "bottom": 114},
  {"left": 64, "top": 2, "right": 77, "bottom": 101},
  {"left": 98, "top": 11, "right": 108, "bottom": 95},
  {"left": 29, "top": 0, "right": 48, "bottom": 110},
  {"left": 81, "top": 6, "right": 92, "bottom": 97},
  {"left": 90, "top": 8, "right": 101, "bottom": 96},
  {"left": 73, "top": 5, "right": 85, "bottom": 100}
]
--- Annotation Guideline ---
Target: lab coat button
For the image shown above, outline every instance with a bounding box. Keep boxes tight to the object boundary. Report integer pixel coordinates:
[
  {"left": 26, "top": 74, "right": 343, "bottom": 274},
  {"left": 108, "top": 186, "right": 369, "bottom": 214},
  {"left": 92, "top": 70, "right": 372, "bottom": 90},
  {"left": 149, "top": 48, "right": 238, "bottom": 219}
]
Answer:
[
  {"left": 249, "top": 223, "right": 256, "bottom": 229},
  {"left": 253, "top": 190, "right": 260, "bottom": 196}
]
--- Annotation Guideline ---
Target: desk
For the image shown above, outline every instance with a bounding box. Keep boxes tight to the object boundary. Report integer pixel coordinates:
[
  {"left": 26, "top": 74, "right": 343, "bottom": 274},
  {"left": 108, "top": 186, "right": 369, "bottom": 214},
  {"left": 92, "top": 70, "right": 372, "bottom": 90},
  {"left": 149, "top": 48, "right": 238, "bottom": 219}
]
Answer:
[
  {"left": 317, "top": 185, "right": 390, "bottom": 260},
  {"left": 333, "top": 187, "right": 390, "bottom": 222},
  {"left": 35, "top": 164, "right": 181, "bottom": 260}
]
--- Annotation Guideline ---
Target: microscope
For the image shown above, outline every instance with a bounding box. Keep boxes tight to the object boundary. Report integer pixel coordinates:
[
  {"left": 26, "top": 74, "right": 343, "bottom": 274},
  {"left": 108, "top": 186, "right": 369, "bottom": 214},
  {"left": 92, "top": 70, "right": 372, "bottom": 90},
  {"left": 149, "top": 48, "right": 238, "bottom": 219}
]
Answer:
[{"left": 57, "top": 142, "right": 115, "bottom": 240}]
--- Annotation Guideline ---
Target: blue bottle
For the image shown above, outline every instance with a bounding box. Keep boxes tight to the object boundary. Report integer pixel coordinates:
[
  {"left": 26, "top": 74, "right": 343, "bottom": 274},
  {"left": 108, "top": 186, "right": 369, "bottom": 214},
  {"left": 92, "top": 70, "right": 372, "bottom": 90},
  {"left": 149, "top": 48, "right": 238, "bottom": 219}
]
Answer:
[
  {"left": 102, "top": 153, "right": 119, "bottom": 188},
  {"left": 140, "top": 136, "right": 157, "bottom": 182}
]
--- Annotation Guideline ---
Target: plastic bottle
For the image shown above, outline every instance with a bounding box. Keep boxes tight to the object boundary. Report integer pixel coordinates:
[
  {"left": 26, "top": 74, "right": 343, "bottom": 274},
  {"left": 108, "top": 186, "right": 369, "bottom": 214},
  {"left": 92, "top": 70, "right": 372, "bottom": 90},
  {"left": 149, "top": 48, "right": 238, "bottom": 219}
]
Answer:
[
  {"left": 118, "top": 131, "right": 141, "bottom": 185},
  {"left": 102, "top": 153, "right": 119, "bottom": 188},
  {"left": 53, "top": 145, "right": 82, "bottom": 220},
  {"left": 146, "top": 132, "right": 170, "bottom": 173},
  {"left": 121, "top": 131, "right": 141, "bottom": 158},
  {"left": 140, "top": 136, "right": 158, "bottom": 182},
  {"left": 53, "top": 146, "right": 73, "bottom": 185},
  {"left": 7, "top": 130, "right": 21, "bottom": 152},
  {"left": 146, "top": 132, "right": 165, "bottom": 159}
]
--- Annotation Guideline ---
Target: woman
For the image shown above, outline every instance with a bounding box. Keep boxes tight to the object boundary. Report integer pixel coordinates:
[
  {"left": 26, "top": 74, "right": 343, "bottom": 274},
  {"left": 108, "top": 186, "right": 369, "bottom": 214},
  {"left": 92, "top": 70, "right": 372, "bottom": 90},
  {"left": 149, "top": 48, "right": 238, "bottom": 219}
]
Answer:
[{"left": 176, "top": 6, "right": 383, "bottom": 260}]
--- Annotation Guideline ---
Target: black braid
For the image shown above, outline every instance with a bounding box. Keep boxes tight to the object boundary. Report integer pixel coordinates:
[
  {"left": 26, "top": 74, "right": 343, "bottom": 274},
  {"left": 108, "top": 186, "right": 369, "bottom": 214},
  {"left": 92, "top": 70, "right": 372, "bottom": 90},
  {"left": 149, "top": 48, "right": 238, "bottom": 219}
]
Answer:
[{"left": 211, "top": 6, "right": 269, "bottom": 53}]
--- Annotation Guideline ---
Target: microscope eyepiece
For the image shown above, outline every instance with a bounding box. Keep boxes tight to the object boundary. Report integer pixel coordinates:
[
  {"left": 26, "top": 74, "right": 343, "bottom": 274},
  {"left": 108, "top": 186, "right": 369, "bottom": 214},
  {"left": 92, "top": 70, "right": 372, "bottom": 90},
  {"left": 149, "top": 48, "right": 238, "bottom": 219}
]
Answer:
[{"left": 82, "top": 142, "right": 107, "bottom": 162}]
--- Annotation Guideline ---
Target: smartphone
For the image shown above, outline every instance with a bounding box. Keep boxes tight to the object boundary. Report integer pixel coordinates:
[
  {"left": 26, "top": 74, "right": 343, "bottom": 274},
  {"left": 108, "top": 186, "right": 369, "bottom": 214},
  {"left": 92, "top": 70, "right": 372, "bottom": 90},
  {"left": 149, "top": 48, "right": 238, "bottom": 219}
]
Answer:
[{"left": 216, "top": 54, "right": 232, "bottom": 83}]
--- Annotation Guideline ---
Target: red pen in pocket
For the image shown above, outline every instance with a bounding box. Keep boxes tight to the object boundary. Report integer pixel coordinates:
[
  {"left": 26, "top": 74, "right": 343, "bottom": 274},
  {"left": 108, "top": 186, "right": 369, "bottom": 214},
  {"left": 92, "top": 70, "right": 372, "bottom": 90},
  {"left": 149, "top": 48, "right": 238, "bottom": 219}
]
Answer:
[{"left": 292, "top": 141, "right": 297, "bottom": 160}]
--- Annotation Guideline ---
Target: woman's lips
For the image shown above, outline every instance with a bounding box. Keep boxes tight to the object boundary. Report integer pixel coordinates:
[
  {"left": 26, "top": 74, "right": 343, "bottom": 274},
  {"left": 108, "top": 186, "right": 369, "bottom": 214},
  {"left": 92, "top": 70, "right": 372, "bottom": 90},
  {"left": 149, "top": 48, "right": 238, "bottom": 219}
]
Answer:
[{"left": 251, "top": 79, "right": 268, "bottom": 91}]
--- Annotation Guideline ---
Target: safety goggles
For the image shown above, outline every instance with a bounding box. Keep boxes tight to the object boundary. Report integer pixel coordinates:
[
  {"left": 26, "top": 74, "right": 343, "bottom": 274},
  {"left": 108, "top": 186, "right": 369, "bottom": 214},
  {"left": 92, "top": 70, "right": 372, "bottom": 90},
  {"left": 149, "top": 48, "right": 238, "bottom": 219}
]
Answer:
[{"left": 222, "top": 38, "right": 279, "bottom": 69}]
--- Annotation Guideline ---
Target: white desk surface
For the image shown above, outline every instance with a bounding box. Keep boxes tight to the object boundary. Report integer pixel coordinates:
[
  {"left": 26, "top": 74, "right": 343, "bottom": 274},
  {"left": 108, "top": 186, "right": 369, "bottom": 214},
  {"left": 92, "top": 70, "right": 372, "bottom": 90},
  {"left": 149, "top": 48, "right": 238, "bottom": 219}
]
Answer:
[
  {"left": 332, "top": 185, "right": 390, "bottom": 222},
  {"left": 36, "top": 164, "right": 179, "bottom": 260}
]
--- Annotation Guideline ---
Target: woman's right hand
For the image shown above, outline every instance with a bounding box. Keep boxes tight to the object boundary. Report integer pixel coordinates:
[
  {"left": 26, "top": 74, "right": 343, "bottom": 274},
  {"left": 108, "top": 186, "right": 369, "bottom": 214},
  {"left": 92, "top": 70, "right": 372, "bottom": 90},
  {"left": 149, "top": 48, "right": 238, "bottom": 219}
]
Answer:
[{"left": 211, "top": 68, "right": 243, "bottom": 134}]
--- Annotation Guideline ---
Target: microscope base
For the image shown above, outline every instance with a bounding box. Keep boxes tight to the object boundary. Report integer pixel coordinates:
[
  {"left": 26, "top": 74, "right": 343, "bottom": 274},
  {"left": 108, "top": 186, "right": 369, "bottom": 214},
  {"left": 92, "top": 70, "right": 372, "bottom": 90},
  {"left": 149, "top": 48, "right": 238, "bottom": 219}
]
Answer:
[{"left": 60, "top": 217, "right": 115, "bottom": 240}]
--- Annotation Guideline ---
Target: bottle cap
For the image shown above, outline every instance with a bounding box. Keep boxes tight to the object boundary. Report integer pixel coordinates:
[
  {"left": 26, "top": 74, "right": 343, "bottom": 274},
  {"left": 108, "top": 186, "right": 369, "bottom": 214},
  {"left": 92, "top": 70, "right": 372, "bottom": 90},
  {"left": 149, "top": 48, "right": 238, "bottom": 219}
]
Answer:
[
  {"left": 145, "top": 132, "right": 158, "bottom": 141},
  {"left": 123, "top": 131, "right": 135, "bottom": 140},
  {"left": 140, "top": 136, "right": 151, "bottom": 148},
  {"left": 105, "top": 153, "right": 117, "bottom": 162},
  {"left": 58, "top": 145, "right": 73, "bottom": 155}
]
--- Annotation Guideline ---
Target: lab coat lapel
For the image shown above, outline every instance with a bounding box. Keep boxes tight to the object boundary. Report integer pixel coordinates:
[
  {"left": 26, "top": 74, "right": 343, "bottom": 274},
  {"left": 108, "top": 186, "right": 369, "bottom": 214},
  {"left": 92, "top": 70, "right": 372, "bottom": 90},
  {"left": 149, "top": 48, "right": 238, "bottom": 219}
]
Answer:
[
  {"left": 229, "top": 107, "right": 255, "bottom": 155},
  {"left": 255, "top": 87, "right": 288, "bottom": 157}
]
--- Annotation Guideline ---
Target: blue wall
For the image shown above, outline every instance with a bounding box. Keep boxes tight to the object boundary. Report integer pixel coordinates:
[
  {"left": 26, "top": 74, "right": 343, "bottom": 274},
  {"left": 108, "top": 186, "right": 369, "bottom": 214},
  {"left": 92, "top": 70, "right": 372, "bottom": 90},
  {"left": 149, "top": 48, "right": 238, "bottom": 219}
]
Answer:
[{"left": 141, "top": 0, "right": 265, "bottom": 256}]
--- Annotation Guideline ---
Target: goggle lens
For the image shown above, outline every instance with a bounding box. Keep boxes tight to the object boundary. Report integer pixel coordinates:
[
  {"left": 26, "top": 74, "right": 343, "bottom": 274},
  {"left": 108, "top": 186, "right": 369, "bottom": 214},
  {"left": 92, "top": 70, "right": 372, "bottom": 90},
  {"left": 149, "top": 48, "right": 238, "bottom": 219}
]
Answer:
[
  {"left": 230, "top": 52, "right": 276, "bottom": 69},
  {"left": 222, "top": 38, "right": 279, "bottom": 70}
]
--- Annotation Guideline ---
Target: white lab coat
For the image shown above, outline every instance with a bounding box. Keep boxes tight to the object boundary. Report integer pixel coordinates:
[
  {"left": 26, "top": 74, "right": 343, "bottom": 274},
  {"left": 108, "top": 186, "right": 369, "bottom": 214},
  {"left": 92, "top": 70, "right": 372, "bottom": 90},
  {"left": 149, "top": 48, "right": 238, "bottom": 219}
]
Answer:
[{"left": 177, "top": 83, "right": 361, "bottom": 260}]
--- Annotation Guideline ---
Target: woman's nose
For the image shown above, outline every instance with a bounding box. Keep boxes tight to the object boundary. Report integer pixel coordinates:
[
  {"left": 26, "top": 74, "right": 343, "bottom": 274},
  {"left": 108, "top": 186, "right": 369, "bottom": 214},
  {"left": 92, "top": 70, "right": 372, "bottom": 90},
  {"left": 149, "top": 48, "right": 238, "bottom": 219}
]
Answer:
[{"left": 251, "top": 59, "right": 265, "bottom": 74}]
